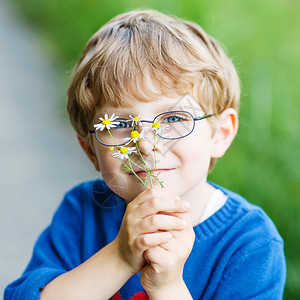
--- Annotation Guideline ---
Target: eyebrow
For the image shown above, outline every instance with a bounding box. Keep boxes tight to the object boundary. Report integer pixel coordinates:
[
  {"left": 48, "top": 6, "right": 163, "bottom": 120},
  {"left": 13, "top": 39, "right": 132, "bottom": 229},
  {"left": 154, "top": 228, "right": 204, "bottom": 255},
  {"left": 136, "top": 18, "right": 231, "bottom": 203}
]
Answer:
[
  {"left": 102, "top": 96, "right": 200, "bottom": 118},
  {"left": 114, "top": 108, "right": 177, "bottom": 120}
]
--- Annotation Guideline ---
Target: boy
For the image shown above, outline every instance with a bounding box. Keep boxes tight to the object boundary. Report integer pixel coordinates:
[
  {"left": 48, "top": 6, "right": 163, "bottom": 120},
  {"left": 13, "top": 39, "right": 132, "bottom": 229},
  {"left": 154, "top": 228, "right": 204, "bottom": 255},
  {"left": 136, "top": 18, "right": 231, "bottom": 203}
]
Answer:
[{"left": 5, "top": 9, "right": 286, "bottom": 300}]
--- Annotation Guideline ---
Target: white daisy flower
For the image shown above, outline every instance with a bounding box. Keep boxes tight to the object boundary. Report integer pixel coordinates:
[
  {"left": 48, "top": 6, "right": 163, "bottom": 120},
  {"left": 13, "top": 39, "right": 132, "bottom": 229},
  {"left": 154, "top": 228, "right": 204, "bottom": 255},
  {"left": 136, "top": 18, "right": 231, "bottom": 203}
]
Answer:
[
  {"left": 144, "top": 122, "right": 170, "bottom": 133},
  {"left": 112, "top": 146, "right": 137, "bottom": 160},
  {"left": 129, "top": 115, "right": 143, "bottom": 127},
  {"left": 151, "top": 122, "right": 161, "bottom": 132},
  {"left": 94, "top": 113, "right": 119, "bottom": 131},
  {"left": 121, "top": 129, "right": 149, "bottom": 145}
]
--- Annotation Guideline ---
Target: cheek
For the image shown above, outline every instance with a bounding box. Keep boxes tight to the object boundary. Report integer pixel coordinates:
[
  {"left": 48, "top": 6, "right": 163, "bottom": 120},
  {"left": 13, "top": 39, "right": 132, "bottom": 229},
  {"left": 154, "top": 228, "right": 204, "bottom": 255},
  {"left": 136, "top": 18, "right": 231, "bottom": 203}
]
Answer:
[
  {"left": 96, "top": 147, "right": 120, "bottom": 175},
  {"left": 176, "top": 131, "right": 212, "bottom": 172},
  {"left": 97, "top": 149, "right": 130, "bottom": 193}
]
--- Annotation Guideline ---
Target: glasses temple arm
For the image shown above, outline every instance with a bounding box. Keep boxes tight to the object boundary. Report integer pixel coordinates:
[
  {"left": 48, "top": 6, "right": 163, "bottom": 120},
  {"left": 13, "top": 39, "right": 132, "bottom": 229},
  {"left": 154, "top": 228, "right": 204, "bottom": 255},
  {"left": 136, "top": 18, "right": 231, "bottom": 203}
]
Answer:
[
  {"left": 194, "top": 114, "right": 215, "bottom": 121},
  {"left": 140, "top": 120, "right": 154, "bottom": 124}
]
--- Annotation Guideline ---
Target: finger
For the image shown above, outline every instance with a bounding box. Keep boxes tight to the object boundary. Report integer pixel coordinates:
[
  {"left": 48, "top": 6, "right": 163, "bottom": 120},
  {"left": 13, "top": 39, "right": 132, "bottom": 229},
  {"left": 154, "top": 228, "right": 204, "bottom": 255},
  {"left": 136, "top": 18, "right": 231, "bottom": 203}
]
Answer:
[
  {"left": 138, "top": 214, "right": 188, "bottom": 234},
  {"left": 144, "top": 245, "right": 168, "bottom": 265},
  {"left": 172, "top": 211, "right": 193, "bottom": 226},
  {"left": 135, "top": 196, "right": 190, "bottom": 220},
  {"left": 135, "top": 231, "right": 173, "bottom": 252},
  {"left": 132, "top": 187, "right": 182, "bottom": 206}
]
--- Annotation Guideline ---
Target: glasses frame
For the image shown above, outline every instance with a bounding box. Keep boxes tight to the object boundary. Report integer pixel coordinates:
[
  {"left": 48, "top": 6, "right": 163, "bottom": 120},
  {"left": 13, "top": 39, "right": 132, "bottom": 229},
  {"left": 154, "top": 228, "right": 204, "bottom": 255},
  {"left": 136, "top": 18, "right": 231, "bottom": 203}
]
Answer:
[{"left": 89, "top": 110, "right": 214, "bottom": 147}]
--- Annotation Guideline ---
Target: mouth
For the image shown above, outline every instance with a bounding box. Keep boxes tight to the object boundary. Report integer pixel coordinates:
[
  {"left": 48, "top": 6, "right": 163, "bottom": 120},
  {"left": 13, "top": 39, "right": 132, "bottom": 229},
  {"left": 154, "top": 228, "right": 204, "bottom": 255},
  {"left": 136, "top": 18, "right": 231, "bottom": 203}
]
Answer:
[{"left": 128, "top": 168, "right": 175, "bottom": 177}]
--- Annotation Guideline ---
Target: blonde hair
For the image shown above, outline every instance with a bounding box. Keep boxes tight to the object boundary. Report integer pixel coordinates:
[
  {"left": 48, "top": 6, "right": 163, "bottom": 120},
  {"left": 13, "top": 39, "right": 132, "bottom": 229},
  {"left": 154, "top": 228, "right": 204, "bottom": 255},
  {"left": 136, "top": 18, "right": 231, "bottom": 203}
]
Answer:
[{"left": 67, "top": 9, "right": 240, "bottom": 170}]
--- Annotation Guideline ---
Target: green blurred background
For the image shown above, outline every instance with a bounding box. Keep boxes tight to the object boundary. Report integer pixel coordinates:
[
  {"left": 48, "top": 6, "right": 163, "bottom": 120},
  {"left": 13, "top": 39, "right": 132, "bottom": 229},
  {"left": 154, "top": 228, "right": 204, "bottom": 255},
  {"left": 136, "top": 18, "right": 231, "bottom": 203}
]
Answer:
[{"left": 8, "top": 0, "right": 299, "bottom": 298}]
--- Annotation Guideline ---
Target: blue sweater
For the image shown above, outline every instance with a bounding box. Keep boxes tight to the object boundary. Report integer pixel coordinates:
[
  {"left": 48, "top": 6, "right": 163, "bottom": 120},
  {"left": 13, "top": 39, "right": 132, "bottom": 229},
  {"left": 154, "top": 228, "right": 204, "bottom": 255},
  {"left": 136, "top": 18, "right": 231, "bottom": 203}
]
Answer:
[{"left": 5, "top": 180, "right": 286, "bottom": 299}]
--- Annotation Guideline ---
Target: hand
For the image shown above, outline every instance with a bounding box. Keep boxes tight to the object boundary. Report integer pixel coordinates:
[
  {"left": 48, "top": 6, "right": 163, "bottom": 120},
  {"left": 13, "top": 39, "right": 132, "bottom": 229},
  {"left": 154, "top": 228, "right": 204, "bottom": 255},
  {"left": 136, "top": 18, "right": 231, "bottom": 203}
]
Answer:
[
  {"left": 112, "top": 187, "right": 191, "bottom": 275},
  {"left": 140, "top": 208, "right": 195, "bottom": 295}
]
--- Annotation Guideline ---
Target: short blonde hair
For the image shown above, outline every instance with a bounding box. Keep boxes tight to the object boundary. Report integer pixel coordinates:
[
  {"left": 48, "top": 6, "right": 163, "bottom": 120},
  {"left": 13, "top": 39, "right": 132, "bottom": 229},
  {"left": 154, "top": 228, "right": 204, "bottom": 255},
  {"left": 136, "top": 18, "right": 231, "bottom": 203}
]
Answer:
[{"left": 67, "top": 9, "right": 240, "bottom": 170}]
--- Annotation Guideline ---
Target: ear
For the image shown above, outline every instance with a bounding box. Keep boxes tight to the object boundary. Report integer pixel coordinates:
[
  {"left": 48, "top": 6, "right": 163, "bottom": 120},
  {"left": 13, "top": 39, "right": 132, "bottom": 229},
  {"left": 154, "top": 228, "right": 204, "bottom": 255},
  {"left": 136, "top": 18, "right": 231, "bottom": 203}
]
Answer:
[
  {"left": 211, "top": 108, "right": 238, "bottom": 158},
  {"left": 77, "top": 135, "right": 100, "bottom": 171}
]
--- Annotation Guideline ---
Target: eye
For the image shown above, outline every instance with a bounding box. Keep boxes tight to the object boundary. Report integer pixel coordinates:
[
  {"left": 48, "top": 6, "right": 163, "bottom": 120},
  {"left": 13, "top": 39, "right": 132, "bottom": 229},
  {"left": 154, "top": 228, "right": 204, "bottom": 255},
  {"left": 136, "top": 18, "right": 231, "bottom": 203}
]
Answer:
[
  {"left": 162, "top": 113, "right": 190, "bottom": 123},
  {"left": 166, "top": 116, "right": 181, "bottom": 123},
  {"left": 115, "top": 120, "right": 131, "bottom": 129}
]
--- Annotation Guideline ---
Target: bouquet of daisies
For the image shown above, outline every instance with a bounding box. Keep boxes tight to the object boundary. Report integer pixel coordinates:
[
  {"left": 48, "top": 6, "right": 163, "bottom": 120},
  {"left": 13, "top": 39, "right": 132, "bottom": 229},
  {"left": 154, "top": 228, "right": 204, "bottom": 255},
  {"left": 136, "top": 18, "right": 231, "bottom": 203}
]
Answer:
[{"left": 93, "top": 114, "right": 165, "bottom": 189}]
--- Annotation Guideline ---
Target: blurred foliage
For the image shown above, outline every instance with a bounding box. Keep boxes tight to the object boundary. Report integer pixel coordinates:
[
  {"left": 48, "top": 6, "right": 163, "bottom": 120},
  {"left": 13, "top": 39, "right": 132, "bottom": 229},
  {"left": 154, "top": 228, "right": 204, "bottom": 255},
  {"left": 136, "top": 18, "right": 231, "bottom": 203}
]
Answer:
[{"left": 9, "top": 0, "right": 300, "bottom": 298}]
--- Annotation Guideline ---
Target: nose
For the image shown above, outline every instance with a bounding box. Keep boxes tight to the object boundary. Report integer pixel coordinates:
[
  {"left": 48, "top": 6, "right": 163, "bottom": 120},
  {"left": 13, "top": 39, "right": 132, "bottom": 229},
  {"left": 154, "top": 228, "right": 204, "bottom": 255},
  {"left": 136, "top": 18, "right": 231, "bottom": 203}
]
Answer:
[{"left": 136, "top": 134, "right": 158, "bottom": 156}]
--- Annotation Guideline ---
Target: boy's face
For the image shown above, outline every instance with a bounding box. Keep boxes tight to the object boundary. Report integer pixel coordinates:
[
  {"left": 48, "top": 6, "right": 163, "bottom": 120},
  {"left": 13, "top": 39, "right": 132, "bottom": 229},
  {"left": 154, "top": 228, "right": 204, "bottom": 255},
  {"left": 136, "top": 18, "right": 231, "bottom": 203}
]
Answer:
[{"left": 88, "top": 94, "right": 225, "bottom": 203}]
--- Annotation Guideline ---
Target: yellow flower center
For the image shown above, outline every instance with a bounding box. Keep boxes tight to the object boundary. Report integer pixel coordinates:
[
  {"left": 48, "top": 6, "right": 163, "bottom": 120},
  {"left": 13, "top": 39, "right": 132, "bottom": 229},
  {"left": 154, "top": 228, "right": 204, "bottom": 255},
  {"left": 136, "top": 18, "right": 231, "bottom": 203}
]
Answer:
[
  {"left": 120, "top": 147, "right": 128, "bottom": 154},
  {"left": 152, "top": 122, "right": 160, "bottom": 129},
  {"left": 102, "top": 119, "right": 111, "bottom": 125},
  {"left": 130, "top": 130, "right": 140, "bottom": 139},
  {"left": 133, "top": 116, "right": 140, "bottom": 122},
  {"left": 109, "top": 147, "right": 114, "bottom": 152}
]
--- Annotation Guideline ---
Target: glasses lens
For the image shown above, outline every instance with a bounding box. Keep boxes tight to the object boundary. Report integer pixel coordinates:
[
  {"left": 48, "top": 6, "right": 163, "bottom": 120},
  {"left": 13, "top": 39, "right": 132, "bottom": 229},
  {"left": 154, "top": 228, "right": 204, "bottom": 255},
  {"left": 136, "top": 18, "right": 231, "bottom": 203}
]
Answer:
[
  {"left": 155, "top": 111, "right": 194, "bottom": 139},
  {"left": 95, "top": 119, "right": 132, "bottom": 146}
]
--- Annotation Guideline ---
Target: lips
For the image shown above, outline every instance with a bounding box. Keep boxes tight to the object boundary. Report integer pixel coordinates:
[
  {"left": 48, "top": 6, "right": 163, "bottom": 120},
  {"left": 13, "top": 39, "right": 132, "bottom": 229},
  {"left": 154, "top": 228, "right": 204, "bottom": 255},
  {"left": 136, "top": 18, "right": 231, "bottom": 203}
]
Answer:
[{"left": 128, "top": 168, "right": 175, "bottom": 176}]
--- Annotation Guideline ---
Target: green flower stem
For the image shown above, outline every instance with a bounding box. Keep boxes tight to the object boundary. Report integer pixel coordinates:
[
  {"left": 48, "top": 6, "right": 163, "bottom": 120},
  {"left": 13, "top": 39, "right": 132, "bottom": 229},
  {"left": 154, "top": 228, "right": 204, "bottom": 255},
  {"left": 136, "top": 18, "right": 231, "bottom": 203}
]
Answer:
[
  {"left": 149, "top": 174, "right": 153, "bottom": 188},
  {"left": 127, "top": 157, "right": 148, "bottom": 173},
  {"left": 152, "top": 174, "right": 165, "bottom": 188},
  {"left": 135, "top": 143, "right": 151, "bottom": 169},
  {"left": 117, "top": 156, "right": 156, "bottom": 189},
  {"left": 127, "top": 155, "right": 153, "bottom": 188},
  {"left": 148, "top": 132, "right": 164, "bottom": 188},
  {"left": 135, "top": 144, "right": 153, "bottom": 188},
  {"left": 131, "top": 123, "right": 153, "bottom": 188},
  {"left": 107, "top": 129, "right": 133, "bottom": 172},
  {"left": 107, "top": 127, "right": 150, "bottom": 188},
  {"left": 152, "top": 132, "right": 158, "bottom": 173},
  {"left": 106, "top": 123, "right": 163, "bottom": 189},
  {"left": 117, "top": 157, "right": 131, "bottom": 172},
  {"left": 128, "top": 158, "right": 149, "bottom": 189},
  {"left": 107, "top": 129, "right": 121, "bottom": 149}
]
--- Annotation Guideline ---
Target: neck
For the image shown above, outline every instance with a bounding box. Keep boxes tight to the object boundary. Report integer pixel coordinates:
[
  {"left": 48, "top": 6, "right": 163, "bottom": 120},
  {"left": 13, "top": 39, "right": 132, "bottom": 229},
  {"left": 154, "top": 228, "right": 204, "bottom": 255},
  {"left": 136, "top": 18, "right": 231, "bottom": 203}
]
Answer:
[{"left": 180, "top": 180, "right": 215, "bottom": 226}]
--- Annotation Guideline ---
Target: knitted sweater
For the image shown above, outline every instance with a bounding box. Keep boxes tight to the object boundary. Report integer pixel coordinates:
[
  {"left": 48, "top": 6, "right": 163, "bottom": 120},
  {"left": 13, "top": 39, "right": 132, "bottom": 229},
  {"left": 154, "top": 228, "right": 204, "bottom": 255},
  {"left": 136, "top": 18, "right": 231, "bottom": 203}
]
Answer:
[{"left": 5, "top": 179, "right": 286, "bottom": 299}]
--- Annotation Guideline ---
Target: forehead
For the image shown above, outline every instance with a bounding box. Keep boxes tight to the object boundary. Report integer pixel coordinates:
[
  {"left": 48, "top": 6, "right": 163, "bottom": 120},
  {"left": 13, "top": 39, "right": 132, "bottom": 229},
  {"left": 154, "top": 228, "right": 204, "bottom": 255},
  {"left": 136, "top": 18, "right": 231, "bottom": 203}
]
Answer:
[{"left": 96, "top": 94, "right": 204, "bottom": 119}]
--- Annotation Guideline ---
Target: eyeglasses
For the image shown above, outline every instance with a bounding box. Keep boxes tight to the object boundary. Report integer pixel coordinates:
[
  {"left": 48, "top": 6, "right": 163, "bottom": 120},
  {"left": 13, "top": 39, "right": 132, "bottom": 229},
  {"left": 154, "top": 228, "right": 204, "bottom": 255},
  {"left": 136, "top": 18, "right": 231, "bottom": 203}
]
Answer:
[{"left": 89, "top": 110, "right": 214, "bottom": 147}]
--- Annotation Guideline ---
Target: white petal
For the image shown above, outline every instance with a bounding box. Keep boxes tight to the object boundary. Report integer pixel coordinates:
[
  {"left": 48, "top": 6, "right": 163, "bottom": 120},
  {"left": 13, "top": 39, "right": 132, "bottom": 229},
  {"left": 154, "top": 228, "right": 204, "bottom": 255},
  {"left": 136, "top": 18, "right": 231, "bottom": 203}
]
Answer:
[
  {"left": 112, "top": 152, "right": 121, "bottom": 158},
  {"left": 107, "top": 124, "right": 117, "bottom": 129},
  {"left": 128, "top": 147, "right": 137, "bottom": 152},
  {"left": 122, "top": 138, "right": 131, "bottom": 145},
  {"left": 110, "top": 121, "right": 120, "bottom": 126},
  {"left": 94, "top": 123, "right": 105, "bottom": 131}
]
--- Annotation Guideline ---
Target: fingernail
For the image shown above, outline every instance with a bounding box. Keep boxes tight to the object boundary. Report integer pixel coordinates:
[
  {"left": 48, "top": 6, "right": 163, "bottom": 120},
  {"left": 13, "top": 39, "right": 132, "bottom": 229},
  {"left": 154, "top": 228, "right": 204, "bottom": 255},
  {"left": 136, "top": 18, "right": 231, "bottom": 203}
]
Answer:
[
  {"left": 181, "top": 220, "right": 188, "bottom": 226},
  {"left": 184, "top": 201, "right": 191, "bottom": 209},
  {"left": 167, "top": 232, "right": 173, "bottom": 239}
]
